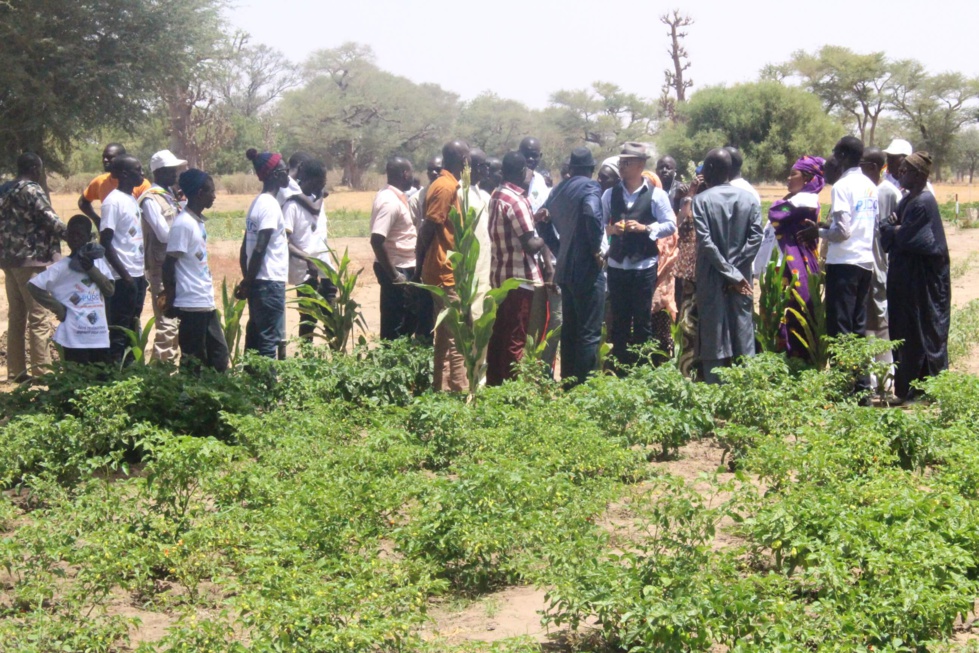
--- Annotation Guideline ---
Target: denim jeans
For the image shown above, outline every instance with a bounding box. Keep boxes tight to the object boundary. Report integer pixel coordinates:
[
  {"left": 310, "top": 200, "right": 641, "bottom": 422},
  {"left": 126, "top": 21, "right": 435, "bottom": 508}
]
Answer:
[
  {"left": 607, "top": 265, "right": 658, "bottom": 368},
  {"left": 107, "top": 275, "right": 148, "bottom": 366},
  {"left": 374, "top": 263, "right": 417, "bottom": 341},
  {"left": 560, "top": 273, "right": 606, "bottom": 385},
  {"left": 179, "top": 309, "right": 229, "bottom": 373},
  {"left": 245, "top": 279, "right": 286, "bottom": 359}
]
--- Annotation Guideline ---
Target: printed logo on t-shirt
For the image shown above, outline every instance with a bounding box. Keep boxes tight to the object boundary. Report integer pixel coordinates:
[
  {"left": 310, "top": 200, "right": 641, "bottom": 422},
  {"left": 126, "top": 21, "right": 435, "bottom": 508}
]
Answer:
[
  {"left": 138, "top": 244, "right": 144, "bottom": 255},
  {"left": 128, "top": 226, "right": 137, "bottom": 237},
  {"left": 86, "top": 311, "right": 99, "bottom": 325},
  {"left": 246, "top": 218, "right": 259, "bottom": 234},
  {"left": 195, "top": 249, "right": 205, "bottom": 261},
  {"left": 69, "top": 292, "right": 81, "bottom": 305}
]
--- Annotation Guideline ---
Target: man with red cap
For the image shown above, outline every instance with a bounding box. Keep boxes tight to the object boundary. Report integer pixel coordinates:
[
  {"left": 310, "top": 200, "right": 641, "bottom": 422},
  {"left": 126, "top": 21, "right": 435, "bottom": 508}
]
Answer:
[{"left": 237, "top": 148, "right": 291, "bottom": 359}]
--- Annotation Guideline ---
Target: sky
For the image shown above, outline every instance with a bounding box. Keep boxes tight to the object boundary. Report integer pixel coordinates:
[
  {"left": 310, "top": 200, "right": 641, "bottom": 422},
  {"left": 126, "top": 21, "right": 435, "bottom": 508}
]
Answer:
[{"left": 230, "top": 0, "right": 979, "bottom": 108}]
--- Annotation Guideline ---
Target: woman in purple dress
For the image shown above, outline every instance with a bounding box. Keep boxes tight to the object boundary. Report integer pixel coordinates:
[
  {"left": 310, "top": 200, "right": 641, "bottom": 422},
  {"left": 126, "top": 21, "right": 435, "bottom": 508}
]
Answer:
[{"left": 767, "top": 156, "right": 825, "bottom": 358}]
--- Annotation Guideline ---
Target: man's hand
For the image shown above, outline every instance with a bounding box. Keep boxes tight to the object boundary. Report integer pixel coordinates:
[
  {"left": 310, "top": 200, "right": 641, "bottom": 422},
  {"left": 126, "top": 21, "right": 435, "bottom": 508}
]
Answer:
[
  {"left": 609, "top": 220, "right": 626, "bottom": 236},
  {"left": 155, "top": 293, "right": 168, "bottom": 312},
  {"left": 624, "top": 220, "right": 647, "bottom": 234},
  {"left": 533, "top": 208, "right": 549, "bottom": 224},
  {"left": 119, "top": 272, "right": 135, "bottom": 288},
  {"left": 727, "top": 279, "right": 753, "bottom": 296},
  {"left": 234, "top": 280, "right": 250, "bottom": 300},
  {"left": 55, "top": 303, "right": 68, "bottom": 322},
  {"left": 393, "top": 270, "right": 408, "bottom": 284},
  {"left": 78, "top": 254, "right": 94, "bottom": 272}
]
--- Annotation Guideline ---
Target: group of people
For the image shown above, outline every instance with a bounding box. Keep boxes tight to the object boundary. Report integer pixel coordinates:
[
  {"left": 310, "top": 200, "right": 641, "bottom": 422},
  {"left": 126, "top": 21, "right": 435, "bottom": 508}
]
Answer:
[{"left": 0, "top": 132, "right": 951, "bottom": 403}]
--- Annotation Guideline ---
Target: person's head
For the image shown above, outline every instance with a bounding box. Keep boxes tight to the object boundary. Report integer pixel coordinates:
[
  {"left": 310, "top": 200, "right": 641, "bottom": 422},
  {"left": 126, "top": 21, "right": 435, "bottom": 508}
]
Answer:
[
  {"left": 617, "top": 142, "right": 649, "bottom": 185},
  {"left": 883, "top": 139, "right": 912, "bottom": 182},
  {"left": 102, "top": 143, "right": 126, "bottom": 172},
  {"left": 518, "top": 137, "right": 542, "bottom": 171},
  {"left": 787, "top": 155, "right": 826, "bottom": 195},
  {"left": 65, "top": 215, "right": 94, "bottom": 253},
  {"left": 425, "top": 155, "right": 443, "bottom": 183},
  {"left": 859, "top": 147, "right": 886, "bottom": 185},
  {"left": 179, "top": 169, "right": 216, "bottom": 211},
  {"left": 149, "top": 149, "right": 187, "bottom": 188},
  {"left": 386, "top": 156, "right": 414, "bottom": 192},
  {"left": 246, "top": 148, "right": 289, "bottom": 191},
  {"left": 501, "top": 151, "right": 527, "bottom": 187},
  {"left": 655, "top": 156, "right": 677, "bottom": 189},
  {"left": 724, "top": 147, "right": 744, "bottom": 181},
  {"left": 441, "top": 140, "right": 470, "bottom": 178},
  {"left": 832, "top": 136, "right": 864, "bottom": 170},
  {"left": 298, "top": 159, "right": 326, "bottom": 198},
  {"left": 560, "top": 158, "right": 571, "bottom": 180},
  {"left": 899, "top": 151, "right": 933, "bottom": 193},
  {"left": 481, "top": 157, "right": 503, "bottom": 191},
  {"left": 702, "top": 148, "right": 732, "bottom": 188},
  {"left": 823, "top": 156, "right": 843, "bottom": 185},
  {"left": 16, "top": 152, "right": 43, "bottom": 181},
  {"left": 597, "top": 156, "right": 620, "bottom": 191},
  {"left": 288, "top": 152, "right": 313, "bottom": 180},
  {"left": 568, "top": 147, "right": 597, "bottom": 180},
  {"left": 469, "top": 148, "right": 488, "bottom": 186},
  {"left": 109, "top": 155, "right": 144, "bottom": 191}
]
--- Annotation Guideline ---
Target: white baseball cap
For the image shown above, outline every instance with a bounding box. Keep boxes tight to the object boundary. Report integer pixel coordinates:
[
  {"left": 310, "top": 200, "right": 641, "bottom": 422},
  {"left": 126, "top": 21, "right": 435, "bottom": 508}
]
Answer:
[
  {"left": 149, "top": 149, "right": 188, "bottom": 172},
  {"left": 883, "top": 139, "right": 913, "bottom": 157}
]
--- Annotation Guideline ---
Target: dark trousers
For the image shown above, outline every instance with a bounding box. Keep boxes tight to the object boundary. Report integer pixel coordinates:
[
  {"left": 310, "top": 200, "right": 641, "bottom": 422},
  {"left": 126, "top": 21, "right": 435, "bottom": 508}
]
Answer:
[
  {"left": 63, "top": 347, "right": 111, "bottom": 365},
  {"left": 374, "top": 263, "right": 417, "bottom": 341},
  {"left": 107, "top": 275, "right": 148, "bottom": 365},
  {"left": 560, "top": 275, "right": 606, "bottom": 386},
  {"left": 607, "top": 265, "right": 658, "bottom": 368},
  {"left": 486, "top": 287, "right": 534, "bottom": 386},
  {"left": 826, "top": 263, "right": 873, "bottom": 392},
  {"left": 245, "top": 280, "right": 286, "bottom": 359},
  {"left": 178, "top": 309, "right": 229, "bottom": 373},
  {"left": 297, "top": 276, "right": 338, "bottom": 341},
  {"left": 414, "top": 286, "right": 435, "bottom": 344}
]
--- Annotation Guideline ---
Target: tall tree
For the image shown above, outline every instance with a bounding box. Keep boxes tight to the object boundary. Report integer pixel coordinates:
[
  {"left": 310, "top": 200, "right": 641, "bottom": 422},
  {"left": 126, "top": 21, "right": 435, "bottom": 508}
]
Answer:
[
  {"left": 888, "top": 61, "right": 979, "bottom": 179},
  {"left": 0, "top": 0, "right": 225, "bottom": 175},
  {"left": 549, "top": 82, "right": 657, "bottom": 157},
  {"left": 214, "top": 33, "right": 298, "bottom": 119},
  {"left": 657, "top": 81, "right": 843, "bottom": 181},
  {"left": 277, "top": 43, "right": 458, "bottom": 188},
  {"left": 951, "top": 127, "right": 979, "bottom": 183},
  {"left": 786, "top": 46, "right": 896, "bottom": 146},
  {"left": 456, "top": 92, "right": 537, "bottom": 156},
  {"left": 660, "top": 9, "right": 694, "bottom": 124}
]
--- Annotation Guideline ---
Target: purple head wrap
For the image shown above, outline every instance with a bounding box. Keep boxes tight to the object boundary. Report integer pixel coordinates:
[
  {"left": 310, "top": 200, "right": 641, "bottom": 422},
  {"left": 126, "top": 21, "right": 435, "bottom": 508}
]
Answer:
[{"left": 792, "top": 155, "right": 825, "bottom": 194}]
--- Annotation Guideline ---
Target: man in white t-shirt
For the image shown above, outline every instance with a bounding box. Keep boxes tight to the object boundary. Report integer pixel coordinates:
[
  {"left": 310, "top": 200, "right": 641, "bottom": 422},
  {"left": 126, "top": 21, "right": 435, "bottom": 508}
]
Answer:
[
  {"left": 370, "top": 156, "right": 418, "bottom": 340},
  {"left": 283, "top": 159, "right": 336, "bottom": 341},
  {"left": 139, "top": 149, "right": 187, "bottom": 363},
  {"left": 163, "top": 169, "right": 228, "bottom": 373},
  {"left": 803, "top": 136, "right": 879, "bottom": 398},
  {"left": 28, "top": 215, "right": 115, "bottom": 365},
  {"left": 237, "top": 149, "right": 291, "bottom": 359},
  {"left": 99, "top": 154, "right": 148, "bottom": 365}
]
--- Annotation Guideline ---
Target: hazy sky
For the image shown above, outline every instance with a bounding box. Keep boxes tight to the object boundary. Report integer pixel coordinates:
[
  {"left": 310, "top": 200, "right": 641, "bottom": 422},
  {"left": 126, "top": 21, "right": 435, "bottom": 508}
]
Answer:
[{"left": 231, "top": 0, "right": 979, "bottom": 108}]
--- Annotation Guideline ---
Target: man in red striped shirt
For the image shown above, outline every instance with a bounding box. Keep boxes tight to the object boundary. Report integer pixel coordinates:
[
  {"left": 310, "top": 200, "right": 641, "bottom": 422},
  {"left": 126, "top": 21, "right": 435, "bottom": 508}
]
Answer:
[{"left": 486, "top": 151, "right": 552, "bottom": 385}]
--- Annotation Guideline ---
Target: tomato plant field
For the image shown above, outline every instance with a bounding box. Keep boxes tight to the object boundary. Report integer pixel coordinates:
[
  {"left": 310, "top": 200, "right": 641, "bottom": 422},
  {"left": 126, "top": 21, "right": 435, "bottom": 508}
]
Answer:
[{"left": 3, "top": 341, "right": 979, "bottom": 652}]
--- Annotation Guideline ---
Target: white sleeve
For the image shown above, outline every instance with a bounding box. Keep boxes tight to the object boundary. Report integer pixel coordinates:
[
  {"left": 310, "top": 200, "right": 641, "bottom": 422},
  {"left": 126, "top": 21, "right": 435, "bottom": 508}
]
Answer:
[
  {"left": 100, "top": 198, "right": 120, "bottom": 232},
  {"left": 167, "top": 221, "right": 191, "bottom": 255},
  {"left": 282, "top": 201, "right": 298, "bottom": 236},
  {"left": 140, "top": 197, "right": 170, "bottom": 243},
  {"left": 29, "top": 263, "right": 57, "bottom": 291}
]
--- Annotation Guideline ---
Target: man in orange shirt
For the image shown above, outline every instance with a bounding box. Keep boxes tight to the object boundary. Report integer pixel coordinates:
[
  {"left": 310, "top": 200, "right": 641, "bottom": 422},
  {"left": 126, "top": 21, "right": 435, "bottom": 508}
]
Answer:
[
  {"left": 78, "top": 143, "right": 152, "bottom": 226},
  {"left": 414, "top": 140, "right": 469, "bottom": 392}
]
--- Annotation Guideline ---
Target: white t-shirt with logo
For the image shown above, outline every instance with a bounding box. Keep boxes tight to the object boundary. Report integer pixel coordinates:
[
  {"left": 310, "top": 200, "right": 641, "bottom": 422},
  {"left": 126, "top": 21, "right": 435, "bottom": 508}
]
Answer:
[
  {"left": 283, "top": 198, "right": 333, "bottom": 285},
  {"left": 824, "top": 168, "right": 878, "bottom": 269},
  {"left": 100, "top": 189, "right": 145, "bottom": 279},
  {"left": 29, "top": 258, "right": 113, "bottom": 349},
  {"left": 244, "top": 193, "right": 289, "bottom": 282},
  {"left": 167, "top": 209, "right": 214, "bottom": 309}
]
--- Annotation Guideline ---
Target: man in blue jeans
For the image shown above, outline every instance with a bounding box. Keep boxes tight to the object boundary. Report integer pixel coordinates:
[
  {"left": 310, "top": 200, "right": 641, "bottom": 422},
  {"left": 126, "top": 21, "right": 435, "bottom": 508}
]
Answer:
[
  {"left": 237, "top": 148, "right": 291, "bottom": 358},
  {"left": 538, "top": 148, "right": 605, "bottom": 386},
  {"left": 602, "top": 143, "right": 676, "bottom": 370}
]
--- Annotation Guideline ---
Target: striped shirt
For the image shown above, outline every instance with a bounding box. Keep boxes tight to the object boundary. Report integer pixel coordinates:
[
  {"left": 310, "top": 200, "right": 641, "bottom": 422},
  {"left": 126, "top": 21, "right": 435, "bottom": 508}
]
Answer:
[{"left": 489, "top": 181, "right": 542, "bottom": 289}]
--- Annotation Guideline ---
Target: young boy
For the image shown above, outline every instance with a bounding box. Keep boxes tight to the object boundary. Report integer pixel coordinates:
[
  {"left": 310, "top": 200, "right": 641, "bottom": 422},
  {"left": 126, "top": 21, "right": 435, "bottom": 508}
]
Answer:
[{"left": 28, "top": 215, "right": 115, "bottom": 364}]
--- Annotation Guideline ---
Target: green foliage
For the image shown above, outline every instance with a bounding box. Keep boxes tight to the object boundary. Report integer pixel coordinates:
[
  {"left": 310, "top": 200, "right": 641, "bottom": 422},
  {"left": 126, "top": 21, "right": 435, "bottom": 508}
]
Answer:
[
  {"left": 949, "top": 298, "right": 979, "bottom": 368},
  {"left": 295, "top": 249, "right": 367, "bottom": 352},
  {"left": 111, "top": 315, "right": 156, "bottom": 367},
  {"left": 786, "top": 267, "right": 831, "bottom": 369},
  {"left": 657, "top": 81, "right": 843, "bottom": 180},
  {"left": 219, "top": 277, "right": 247, "bottom": 366},
  {"left": 754, "top": 248, "right": 793, "bottom": 353}
]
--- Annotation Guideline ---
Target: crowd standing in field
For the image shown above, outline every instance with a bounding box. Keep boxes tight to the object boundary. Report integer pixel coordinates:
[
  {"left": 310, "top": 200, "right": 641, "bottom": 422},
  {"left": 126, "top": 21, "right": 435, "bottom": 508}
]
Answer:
[{"left": 0, "top": 130, "right": 952, "bottom": 404}]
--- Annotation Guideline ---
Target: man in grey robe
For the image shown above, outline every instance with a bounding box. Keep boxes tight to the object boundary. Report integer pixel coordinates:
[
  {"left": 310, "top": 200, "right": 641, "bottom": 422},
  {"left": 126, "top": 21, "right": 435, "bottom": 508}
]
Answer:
[{"left": 693, "top": 148, "right": 764, "bottom": 383}]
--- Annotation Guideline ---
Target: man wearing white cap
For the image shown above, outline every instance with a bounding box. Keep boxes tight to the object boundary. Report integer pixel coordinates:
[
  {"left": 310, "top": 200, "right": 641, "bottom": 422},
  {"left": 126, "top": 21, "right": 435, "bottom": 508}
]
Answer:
[
  {"left": 139, "top": 149, "right": 187, "bottom": 362},
  {"left": 883, "top": 139, "right": 913, "bottom": 189}
]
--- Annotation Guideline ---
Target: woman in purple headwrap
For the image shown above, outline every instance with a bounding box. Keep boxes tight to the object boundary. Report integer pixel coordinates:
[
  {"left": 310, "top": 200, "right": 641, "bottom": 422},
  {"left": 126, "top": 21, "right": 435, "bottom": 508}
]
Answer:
[{"left": 768, "top": 155, "right": 824, "bottom": 358}]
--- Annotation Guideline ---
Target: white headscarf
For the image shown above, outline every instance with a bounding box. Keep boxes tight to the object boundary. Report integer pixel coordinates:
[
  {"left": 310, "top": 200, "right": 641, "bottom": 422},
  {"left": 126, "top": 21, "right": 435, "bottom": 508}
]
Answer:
[{"left": 600, "top": 156, "right": 620, "bottom": 177}]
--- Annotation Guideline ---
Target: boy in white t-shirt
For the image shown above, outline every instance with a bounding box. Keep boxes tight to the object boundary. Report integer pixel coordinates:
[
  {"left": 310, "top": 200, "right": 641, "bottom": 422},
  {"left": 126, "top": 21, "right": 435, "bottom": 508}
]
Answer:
[
  {"left": 237, "top": 149, "right": 291, "bottom": 359},
  {"left": 282, "top": 159, "right": 337, "bottom": 341},
  {"left": 28, "top": 215, "right": 115, "bottom": 365},
  {"left": 99, "top": 154, "right": 148, "bottom": 365},
  {"left": 163, "top": 170, "right": 229, "bottom": 373}
]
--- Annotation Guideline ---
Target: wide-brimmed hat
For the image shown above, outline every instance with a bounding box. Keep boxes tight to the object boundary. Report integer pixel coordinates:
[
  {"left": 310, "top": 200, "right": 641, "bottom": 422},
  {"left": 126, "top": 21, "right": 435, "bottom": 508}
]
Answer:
[
  {"left": 618, "top": 142, "right": 650, "bottom": 160},
  {"left": 569, "top": 147, "right": 596, "bottom": 168},
  {"left": 883, "top": 139, "right": 913, "bottom": 157},
  {"left": 149, "top": 149, "right": 187, "bottom": 172}
]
